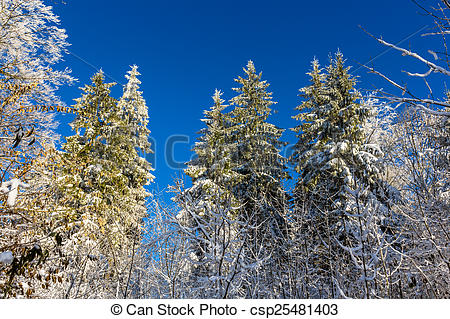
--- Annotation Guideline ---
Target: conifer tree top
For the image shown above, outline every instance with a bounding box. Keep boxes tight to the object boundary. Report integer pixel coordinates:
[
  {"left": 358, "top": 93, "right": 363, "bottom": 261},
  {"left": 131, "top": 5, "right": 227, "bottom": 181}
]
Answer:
[
  {"left": 292, "top": 52, "right": 383, "bottom": 200},
  {"left": 230, "top": 60, "right": 276, "bottom": 120}
]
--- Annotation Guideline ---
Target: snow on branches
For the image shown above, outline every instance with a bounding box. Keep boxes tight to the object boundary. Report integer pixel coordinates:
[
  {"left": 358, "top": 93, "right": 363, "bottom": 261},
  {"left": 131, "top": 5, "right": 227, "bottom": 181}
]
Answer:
[{"left": 0, "top": 178, "right": 29, "bottom": 207}]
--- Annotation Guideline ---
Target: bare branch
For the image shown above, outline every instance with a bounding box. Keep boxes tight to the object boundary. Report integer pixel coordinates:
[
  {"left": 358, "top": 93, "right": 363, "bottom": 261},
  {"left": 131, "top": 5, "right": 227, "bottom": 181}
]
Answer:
[
  {"left": 404, "top": 68, "right": 433, "bottom": 77},
  {"left": 391, "top": 98, "right": 450, "bottom": 116},
  {"left": 376, "top": 36, "right": 450, "bottom": 76}
]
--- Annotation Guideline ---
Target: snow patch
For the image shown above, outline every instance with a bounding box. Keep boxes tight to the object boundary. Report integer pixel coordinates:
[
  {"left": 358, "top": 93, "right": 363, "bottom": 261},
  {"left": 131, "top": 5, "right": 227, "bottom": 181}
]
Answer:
[
  {"left": 0, "top": 251, "right": 14, "bottom": 265},
  {"left": 0, "top": 178, "right": 30, "bottom": 207}
]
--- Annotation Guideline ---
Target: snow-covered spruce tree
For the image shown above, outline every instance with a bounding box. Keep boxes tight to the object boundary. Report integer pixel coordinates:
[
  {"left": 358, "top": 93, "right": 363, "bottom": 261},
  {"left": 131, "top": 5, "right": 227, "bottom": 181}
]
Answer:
[
  {"left": 54, "top": 70, "right": 153, "bottom": 298},
  {"left": 291, "top": 53, "right": 401, "bottom": 298},
  {"left": 185, "top": 89, "right": 237, "bottom": 190},
  {"left": 114, "top": 65, "right": 154, "bottom": 298},
  {"left": 182, "top": 89, "right": 232, "bottom": 268},
  {"left": 117, "top": 65, "right": 154, "bottom": 221},
  {"left": 173, "top": 90, "right": 245, "bottom": 297},
  {"left": 228, "top": 61, "right": 289, "bottom": 226},
  {"left": 227, "top": 61, "right": 290, "bottom": 297}
]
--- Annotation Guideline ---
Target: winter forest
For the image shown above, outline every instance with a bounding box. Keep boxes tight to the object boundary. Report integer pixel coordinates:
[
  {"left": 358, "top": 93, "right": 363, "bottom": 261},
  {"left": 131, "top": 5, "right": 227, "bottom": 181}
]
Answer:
[{"left": 0, "top": 0, "right": 449, "bottom": 299}]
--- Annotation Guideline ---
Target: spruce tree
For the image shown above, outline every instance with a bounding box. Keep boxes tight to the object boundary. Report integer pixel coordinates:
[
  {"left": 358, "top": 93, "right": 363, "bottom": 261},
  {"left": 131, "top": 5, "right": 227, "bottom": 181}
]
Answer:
[
  {"left": 227, "top": 61, "right": 290, "bottom": 297},
  {"left": 185, "top": 89, "right": 237, "bottom": 196},
  {"left": 228, "top": 61, "right": 289, "bottom": 233},
  {"left": 58, "top": 69, "right": 153, "bottom": 297},
  {"left": 179, "top": 90, "right": 239, "bottom": 296},
  {"left": 292, "top": 53, "right": 385, "bottom": 214},
  {"left": 178, "top": 61, "right": 291, "bottom": 297},
  {"left": 117, "top": 65, "right": 154, "bottom": 221},
  {"left": 292, "top": 53, "right": 399, "bottom": 298}
]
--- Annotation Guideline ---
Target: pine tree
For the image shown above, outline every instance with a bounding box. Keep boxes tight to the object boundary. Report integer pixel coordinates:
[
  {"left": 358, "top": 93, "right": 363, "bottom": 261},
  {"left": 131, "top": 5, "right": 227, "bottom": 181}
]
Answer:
[
  {"left": 291, "top": 53, "right": 400, "bottom": 298},
  {"left": 177, "top": 61, "right": 291, "bottom": 297},
  {"left": 117, "top": 66, "right": 154, "bottom": 223},
  {"left": 292, "top": 54, "right": 376, "bottom": 204},
  {"left": 57, "top": 70, "right": 153, "bottom": 298},
  {"left": 227, "top": 61, "right": 290, "bottom": 297},
  {"left": 114, "top": 65, "right": 154, "bottom": 298},
  {"left": 228, "top": 61, "right": 289, "bottom": 228},
  {"left": 177, "top": 90, "right": 240, "bottom": 296},
  {"left": 185, "top": 89, "right": 237, "bottom": 195}
]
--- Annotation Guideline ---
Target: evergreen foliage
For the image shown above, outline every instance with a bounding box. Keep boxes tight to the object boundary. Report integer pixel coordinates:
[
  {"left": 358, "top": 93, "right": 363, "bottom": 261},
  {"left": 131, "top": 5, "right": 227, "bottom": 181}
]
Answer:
[
  {"left": 185, "top": 89, "right": 237, "bottom": 201},
  {"left": 2, "top": 0, "right": 448, "bottom": 299},
  {"left": 291, "top": 53, "right": 401, "bottom": 297},
  {"left": 228, "top": 61, "right": 290, "bottom": 237},
  {"left": 57, "top": 69, "right": 153, "bottom": 297}
]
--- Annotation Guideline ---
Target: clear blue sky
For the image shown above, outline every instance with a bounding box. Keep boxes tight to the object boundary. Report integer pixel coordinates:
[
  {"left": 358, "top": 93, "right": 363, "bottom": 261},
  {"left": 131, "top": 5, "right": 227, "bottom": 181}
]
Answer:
[{"left": 53, "top": 0, "right": 433, "bottom": 197}]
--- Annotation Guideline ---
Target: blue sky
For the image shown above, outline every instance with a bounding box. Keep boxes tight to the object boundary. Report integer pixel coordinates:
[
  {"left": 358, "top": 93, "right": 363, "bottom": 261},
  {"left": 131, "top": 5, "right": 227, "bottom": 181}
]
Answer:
[{"left": 52, "top": 0, "right": 433, "bottom": 196}]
